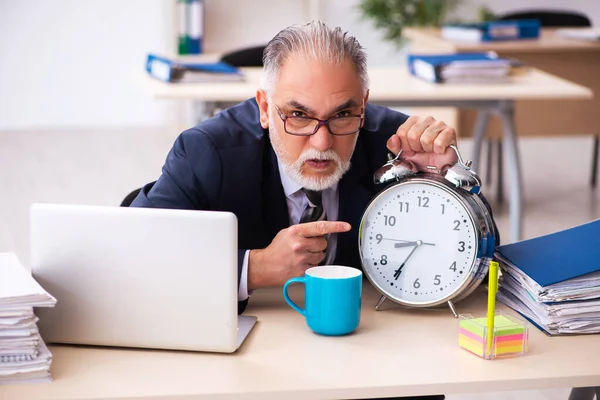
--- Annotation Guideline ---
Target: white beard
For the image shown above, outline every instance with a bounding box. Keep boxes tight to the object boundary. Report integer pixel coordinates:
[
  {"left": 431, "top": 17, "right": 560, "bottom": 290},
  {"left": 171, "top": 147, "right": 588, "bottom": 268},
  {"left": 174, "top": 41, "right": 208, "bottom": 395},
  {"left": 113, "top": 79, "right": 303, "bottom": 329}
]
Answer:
[{"left": 268, "top": 110, "right": 355, "bottom": 191}]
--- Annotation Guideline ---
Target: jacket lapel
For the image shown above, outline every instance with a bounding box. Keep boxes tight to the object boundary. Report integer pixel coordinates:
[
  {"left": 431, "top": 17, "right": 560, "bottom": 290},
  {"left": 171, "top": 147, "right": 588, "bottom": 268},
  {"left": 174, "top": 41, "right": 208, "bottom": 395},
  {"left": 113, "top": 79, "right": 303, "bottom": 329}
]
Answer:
[
  {"left": 335, "top": 135, "right": 374, "bottom": 268},
  {"left": 261, "top": 138, "right": 290, "bottom": 244}
]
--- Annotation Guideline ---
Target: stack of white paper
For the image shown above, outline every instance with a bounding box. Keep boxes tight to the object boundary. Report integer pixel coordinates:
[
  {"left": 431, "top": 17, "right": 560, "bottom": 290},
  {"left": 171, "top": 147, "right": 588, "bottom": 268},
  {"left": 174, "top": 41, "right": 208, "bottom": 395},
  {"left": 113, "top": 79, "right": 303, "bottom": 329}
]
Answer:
[
  {"left": 0, "top": 252, "right": 56, "bottom": 384},
  {"left": 494, "top": 219, "right": 600, "bottom": 336},
  {"left": 497, "top": 268, "right": 600, "bottom": 335},
  {"left": 556, "top": 28, "right": 600, "bottom": 42}
]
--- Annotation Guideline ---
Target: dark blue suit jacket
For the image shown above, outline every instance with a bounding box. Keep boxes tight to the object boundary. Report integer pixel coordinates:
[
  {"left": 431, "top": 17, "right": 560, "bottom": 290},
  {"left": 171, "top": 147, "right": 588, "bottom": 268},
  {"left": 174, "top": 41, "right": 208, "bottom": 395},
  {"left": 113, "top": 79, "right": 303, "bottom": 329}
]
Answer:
[{"left": 130, "top": 98, "right": 497, "bottom": 313}]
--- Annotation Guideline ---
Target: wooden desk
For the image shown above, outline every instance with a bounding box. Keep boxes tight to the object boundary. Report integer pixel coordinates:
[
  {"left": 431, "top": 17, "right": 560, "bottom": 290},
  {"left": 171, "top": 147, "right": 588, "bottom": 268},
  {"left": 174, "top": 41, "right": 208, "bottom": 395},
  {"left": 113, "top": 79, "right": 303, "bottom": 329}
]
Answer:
[
  {"left": 404, "top": 27, "right": 600, "bottom": 140},
  {"left": 2, "top": 283, "right": 600, "bottom": 400},
  {"left": 139, "top": 66, "right": 592, "bottom": 243}
]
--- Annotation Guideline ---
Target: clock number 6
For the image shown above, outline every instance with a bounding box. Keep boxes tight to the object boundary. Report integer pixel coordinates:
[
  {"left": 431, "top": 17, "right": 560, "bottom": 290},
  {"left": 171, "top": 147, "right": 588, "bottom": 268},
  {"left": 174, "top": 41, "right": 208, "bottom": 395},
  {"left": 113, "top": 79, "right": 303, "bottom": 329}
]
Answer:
[{"left": 413, "top": 278, "right": 420, "bottom": 289}]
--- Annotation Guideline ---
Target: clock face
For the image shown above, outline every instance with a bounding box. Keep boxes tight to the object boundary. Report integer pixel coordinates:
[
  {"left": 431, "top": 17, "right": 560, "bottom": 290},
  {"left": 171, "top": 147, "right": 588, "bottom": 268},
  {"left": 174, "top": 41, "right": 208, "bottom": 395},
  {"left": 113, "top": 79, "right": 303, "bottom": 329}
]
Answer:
[{"left": 359, "top": 179, "right": 479, "bottom": 306}]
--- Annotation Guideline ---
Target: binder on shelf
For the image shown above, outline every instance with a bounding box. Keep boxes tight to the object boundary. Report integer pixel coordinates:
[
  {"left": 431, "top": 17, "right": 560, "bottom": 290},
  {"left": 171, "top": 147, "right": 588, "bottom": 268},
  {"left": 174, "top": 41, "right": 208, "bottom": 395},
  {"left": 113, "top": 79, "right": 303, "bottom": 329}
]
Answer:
[
  {"left": 407, "top": 52, "right": 512, "bottom": 84},
  {"left": 186, "top": 0, "right": 204, "bottom": 54},
  {"left": 442, "top": 19, "right": 541, "bottom": 43},
  {"left": 494, "top": 219, "right": 600, "bottom": 335},
  {"left": 177, "top": 0, "right": 189, "bottom": 55},
  {"left": 145, "top": 53, "right": 244, "bottom": 83}
]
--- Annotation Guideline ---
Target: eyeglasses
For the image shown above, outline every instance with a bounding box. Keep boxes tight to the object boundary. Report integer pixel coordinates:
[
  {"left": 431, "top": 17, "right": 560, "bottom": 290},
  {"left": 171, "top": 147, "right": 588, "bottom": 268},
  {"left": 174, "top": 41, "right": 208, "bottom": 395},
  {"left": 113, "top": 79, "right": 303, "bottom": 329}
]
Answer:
[{"left": 274, "top": 105, "right": 363, "bottom": 136}]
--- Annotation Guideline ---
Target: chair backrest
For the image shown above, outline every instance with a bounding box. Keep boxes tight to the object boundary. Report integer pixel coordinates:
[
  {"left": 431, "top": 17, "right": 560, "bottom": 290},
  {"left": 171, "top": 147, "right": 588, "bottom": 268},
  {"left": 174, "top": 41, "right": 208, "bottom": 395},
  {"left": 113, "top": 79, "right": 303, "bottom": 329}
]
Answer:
[
  {"left": 120, "top": 181, "right": 156, "bottom": 207},
  {"left": 499, "top": 10, "right": 591, "bottom": 27},
  {"left": 220, "top": 45, "right": 266, "bottom": 67}
]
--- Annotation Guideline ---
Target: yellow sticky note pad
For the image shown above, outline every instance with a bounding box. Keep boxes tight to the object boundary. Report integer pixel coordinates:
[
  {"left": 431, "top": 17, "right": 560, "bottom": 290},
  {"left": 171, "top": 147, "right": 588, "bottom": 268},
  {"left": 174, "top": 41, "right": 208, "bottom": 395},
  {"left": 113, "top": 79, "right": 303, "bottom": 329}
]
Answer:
[{"left": 458, "top": 313, "right": 528, "bottom": 360}]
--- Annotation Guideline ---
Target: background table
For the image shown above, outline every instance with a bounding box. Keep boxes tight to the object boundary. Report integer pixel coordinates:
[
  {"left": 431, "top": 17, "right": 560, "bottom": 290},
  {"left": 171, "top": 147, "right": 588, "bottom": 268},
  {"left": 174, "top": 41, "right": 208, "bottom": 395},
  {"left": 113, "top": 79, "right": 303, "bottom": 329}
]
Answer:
[
  {"left": 139, "top": 66, "right": 593, "bottom": 243},
  {"left": 404, "top": 27, "right": 600, "bottom": 141}
]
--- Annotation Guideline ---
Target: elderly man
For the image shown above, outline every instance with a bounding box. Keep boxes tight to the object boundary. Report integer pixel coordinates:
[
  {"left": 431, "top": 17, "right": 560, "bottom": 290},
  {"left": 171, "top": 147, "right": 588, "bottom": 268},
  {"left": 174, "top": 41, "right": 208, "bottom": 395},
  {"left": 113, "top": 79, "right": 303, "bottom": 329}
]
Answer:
[
  {"left": 131, "top": 19, "right": 470, "bottom": 400},
  {"left": 132, "top": 20, "right": 459, "bottom": 308}
]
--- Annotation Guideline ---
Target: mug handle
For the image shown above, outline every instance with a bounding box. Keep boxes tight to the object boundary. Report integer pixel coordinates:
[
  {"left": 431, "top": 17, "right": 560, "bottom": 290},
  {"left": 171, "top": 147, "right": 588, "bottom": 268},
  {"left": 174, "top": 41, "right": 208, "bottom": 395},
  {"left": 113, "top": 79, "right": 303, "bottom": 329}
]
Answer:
[{"left": 283, "top": 277, "right": 306, "bottom": 316}]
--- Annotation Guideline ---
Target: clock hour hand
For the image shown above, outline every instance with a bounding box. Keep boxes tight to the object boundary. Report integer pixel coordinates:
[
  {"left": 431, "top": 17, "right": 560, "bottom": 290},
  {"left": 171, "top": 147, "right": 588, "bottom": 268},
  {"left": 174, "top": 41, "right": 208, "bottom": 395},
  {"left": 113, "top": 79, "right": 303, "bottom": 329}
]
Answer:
[
  {"left": 394, "top": 241, "right": 418, "bottom": 249},
  {"left": 393, "top": 240, "right": 422, "bottom": 280}
]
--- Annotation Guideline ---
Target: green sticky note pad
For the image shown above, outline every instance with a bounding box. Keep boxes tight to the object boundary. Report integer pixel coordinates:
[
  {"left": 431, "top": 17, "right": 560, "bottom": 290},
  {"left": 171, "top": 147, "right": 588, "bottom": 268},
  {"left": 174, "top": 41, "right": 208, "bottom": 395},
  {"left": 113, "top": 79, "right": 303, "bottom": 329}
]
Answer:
[{"left": 460, "top": 315, "right": 525, "bottom": 337}]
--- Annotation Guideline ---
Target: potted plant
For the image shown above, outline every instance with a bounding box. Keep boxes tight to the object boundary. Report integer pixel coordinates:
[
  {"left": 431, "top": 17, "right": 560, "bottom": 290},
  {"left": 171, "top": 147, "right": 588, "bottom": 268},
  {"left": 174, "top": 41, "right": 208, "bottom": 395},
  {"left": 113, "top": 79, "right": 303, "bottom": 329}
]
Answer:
[{"left": 358, "top": 0, "right": 464, "bottom": 47}]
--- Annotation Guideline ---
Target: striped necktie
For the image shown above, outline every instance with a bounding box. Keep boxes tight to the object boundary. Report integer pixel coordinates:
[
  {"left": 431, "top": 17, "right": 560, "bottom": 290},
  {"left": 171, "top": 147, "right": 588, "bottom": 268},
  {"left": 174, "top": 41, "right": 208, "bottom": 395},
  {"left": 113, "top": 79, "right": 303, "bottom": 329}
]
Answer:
[
  {"left": 300, "top": 189, "right": 328, "bottom": 265},
  {"left": 300, "top": 189, "right": 326, "bottom": 223}
]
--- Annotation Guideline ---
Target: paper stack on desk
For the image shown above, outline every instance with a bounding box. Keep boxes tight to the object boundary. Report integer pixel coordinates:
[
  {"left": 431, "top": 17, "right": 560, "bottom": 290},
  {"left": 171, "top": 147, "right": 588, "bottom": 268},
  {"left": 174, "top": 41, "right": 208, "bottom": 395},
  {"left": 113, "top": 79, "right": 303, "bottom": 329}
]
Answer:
[
  {"left": 495, "top": 219, "right": 600, "bottom": 335},
  {"left": 0, "top": 252, "right": 56, "bottom": 384}
]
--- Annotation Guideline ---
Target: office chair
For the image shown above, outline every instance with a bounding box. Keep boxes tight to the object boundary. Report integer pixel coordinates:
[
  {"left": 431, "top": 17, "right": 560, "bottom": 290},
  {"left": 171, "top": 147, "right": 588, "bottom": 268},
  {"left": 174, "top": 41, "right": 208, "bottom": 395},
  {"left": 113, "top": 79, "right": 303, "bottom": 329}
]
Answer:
[
  {"left": 500, "top": 10, "right": 591, "bottom": 27},
  {"left": 486, "top": 10, "right": 598, "bottom": 195},
  {"left": 220, "top": 45, "right": 266, "bottom": 67},
  {"left": 120, "top": 181, "right": 156, "bottom": 207}
]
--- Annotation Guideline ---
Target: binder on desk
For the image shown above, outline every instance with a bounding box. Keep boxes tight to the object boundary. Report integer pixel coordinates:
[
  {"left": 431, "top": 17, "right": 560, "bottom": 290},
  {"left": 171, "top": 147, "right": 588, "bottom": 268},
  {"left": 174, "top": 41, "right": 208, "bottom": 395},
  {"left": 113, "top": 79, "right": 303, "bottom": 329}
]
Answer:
[
  {"left": 441, "top": 19, "right": 541, "bottom": 42},
  {"left": 407, "top": 52, "right": 512, "bottom": 84},
  {"left": 145, "top": 53, "right": 244, "bottom": 83},
  {"left": 494, "top": 219, "right": 600, "bottom": 335}
]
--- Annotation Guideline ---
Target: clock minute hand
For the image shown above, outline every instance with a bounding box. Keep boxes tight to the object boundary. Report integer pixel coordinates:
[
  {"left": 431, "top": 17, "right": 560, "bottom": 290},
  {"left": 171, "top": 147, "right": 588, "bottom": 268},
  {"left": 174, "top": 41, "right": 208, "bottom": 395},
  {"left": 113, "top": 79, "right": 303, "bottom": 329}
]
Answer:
[
  {"left": 393, "top": 240, "right": 422, "bottom": 280},
  {"left": 394, "top": 240, "right": 435, "bottom": 248}
]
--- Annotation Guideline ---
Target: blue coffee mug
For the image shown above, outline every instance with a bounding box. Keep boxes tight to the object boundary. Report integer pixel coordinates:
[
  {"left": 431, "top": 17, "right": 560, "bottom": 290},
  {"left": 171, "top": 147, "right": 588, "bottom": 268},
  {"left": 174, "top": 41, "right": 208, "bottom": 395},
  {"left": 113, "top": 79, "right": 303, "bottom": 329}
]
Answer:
[{"left": 283, "top": 265, "right": 362, "bottom": 336}]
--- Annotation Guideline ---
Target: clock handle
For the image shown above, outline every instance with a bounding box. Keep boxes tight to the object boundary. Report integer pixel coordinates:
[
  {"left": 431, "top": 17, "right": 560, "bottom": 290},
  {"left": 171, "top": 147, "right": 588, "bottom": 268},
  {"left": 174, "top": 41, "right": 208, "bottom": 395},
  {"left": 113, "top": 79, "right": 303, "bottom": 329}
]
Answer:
[
  {"left": 448, "top": 144, "right": 473, "bottom": 170},
  {"left": 444, "top": 145, "right": 483, "bottom": 193}
]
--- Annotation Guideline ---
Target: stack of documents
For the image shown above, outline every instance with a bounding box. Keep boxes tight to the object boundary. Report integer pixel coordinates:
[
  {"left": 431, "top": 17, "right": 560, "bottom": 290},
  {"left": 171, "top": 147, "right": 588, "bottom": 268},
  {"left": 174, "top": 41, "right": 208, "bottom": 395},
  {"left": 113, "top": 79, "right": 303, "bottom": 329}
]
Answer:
[
  {"left": 0, "top": 252, "right": 56, "bottom": 384},
  {"left": 495, "top": 219, "right": 600, "bottom": 335},
  {"left": 556, "top": 28, "right": 600, "bottom": 42}
]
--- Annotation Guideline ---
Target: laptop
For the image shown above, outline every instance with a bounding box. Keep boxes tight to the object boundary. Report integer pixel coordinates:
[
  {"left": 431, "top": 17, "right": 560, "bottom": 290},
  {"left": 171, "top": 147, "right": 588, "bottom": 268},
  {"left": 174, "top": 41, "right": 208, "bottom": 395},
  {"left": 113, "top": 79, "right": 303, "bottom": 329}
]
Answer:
[{"left": 29, "top": 203, "right": 257, "bottom": 353}]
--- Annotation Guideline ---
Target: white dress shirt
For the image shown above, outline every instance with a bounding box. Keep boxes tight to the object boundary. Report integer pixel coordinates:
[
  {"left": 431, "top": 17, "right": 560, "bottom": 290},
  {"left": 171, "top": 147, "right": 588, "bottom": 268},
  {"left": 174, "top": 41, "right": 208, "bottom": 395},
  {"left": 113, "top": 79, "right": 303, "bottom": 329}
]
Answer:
[{"left": 238, "top": 158, "right": 340, "bottom": 300}]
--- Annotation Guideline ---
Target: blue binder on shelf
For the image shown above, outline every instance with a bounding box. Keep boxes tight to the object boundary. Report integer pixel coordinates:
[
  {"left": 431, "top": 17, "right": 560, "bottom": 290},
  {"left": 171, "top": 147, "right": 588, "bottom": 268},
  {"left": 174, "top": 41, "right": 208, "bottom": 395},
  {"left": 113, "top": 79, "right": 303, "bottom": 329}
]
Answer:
[
  {"left": 145, "top": 54, "right": 244, "bottom": 83},
  {"left": 442, "top": 19, "right": 541, "bottom": 42},
  {"left": 495, "top": 219, "right": 600, "bottom": 288},
  {"left": 186, "top": 0, "right": 204, "bottom": 54}
]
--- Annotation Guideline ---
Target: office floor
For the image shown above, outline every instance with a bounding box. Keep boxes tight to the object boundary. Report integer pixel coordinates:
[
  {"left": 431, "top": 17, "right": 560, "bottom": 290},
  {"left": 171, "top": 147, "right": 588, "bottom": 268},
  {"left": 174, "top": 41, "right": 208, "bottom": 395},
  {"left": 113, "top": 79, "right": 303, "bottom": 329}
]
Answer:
[{"left": 0, "top": 127, "right": 598, "bottom": 400}]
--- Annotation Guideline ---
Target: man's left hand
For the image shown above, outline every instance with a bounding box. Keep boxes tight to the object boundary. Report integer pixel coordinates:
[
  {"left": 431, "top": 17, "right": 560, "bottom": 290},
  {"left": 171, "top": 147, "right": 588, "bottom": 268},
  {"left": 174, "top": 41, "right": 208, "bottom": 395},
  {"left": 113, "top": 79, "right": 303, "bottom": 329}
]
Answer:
[{"left": 386, "top": 115, "right": 458, "bottom": 172}]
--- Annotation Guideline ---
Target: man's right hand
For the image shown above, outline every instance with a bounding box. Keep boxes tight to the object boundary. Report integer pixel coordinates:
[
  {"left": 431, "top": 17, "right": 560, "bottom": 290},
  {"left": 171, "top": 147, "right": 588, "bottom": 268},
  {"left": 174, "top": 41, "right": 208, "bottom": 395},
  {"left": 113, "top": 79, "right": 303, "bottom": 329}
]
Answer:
[{"left": 247, "top": 221, "right": 352, "bottom": 290}]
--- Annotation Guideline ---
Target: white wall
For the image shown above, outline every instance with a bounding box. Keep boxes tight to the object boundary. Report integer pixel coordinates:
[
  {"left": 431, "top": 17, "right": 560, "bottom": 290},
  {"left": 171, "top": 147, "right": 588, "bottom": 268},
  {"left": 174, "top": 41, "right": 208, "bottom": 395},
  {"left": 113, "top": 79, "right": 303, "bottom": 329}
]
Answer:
[
  {"left": 1, "top": 0, "right": 599, "bottom": 130},
  {"left": 0, "top": 0, "right": 175, "bottom": 130}
]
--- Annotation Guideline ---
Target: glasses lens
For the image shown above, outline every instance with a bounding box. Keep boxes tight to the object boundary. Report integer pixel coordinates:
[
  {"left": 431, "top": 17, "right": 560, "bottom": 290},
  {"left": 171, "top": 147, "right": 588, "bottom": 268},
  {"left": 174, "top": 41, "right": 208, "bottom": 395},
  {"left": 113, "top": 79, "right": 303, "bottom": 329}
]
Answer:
[
  {"left": 285, "top": 117, "right": 317, "bottom": 135},
  {"left": 329, "top": 117, "right": 361, "bottom": 135}
]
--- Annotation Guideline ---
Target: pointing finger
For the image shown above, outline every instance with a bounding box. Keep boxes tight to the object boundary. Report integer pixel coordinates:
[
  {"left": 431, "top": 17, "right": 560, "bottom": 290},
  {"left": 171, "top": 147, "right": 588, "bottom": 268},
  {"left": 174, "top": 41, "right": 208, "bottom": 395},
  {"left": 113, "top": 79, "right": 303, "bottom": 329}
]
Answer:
[{"left": 295, "top": 221, "right": 351, "bottom": 237}]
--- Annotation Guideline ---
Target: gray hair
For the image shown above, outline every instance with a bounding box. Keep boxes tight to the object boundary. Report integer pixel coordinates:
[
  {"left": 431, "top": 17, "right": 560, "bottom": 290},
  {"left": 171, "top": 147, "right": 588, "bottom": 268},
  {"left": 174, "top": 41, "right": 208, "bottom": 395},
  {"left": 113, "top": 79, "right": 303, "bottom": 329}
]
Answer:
[{"left": 260, "top": 21, "right": 370, "bottom": 97}]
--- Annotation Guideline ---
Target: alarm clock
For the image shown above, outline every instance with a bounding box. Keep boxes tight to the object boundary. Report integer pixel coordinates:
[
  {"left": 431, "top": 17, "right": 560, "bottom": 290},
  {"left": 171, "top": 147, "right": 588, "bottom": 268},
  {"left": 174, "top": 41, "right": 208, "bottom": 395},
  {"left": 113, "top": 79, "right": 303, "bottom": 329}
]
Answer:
[{"left": 358, "top": 145, "right": 497, "bottom": 316}]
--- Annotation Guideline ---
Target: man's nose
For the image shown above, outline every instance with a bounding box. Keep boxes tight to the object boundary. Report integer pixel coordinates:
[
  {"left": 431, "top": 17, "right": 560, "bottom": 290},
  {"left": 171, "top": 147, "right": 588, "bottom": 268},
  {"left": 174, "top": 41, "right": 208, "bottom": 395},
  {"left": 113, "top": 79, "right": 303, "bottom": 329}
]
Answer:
[{"left": 309, "top": 123, "right": 333, "bottom": 151}]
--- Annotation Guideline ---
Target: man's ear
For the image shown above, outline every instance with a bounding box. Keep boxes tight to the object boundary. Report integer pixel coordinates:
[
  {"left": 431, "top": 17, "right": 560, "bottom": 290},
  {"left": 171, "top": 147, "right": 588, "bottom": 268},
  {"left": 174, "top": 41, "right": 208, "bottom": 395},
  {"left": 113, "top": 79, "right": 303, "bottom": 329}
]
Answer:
[
  {"left": 361, "top": 89, "right": 370, "bottom": 128},
  {"left": 256, "top": 89, "right": 269, "bottom": 129}
]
